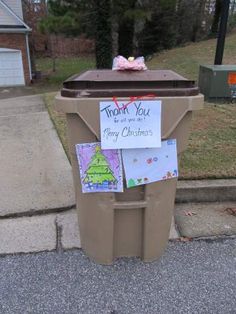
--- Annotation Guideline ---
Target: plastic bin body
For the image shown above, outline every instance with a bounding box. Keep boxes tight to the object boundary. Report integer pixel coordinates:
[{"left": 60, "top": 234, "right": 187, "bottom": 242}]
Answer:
[{"left": 55, "top": 70, "right": 203, "bottom": 264}]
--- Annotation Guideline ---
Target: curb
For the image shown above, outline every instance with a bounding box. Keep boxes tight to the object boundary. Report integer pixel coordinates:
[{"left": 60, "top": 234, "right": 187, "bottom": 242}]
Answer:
[
  {"left": 176, "top": 179, "right": 236, "bottom": 203},
  {"left": 0, "top": 209, "right": 80, "bottom": 256},
  {"left": 1, "top": 179, "right": 236, "bottom": 218}
]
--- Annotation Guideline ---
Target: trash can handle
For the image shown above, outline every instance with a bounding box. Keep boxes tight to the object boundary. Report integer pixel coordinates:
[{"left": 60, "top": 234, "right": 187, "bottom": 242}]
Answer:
[{"left": 113, "top": 201, "right": 147, "bottom": 209}]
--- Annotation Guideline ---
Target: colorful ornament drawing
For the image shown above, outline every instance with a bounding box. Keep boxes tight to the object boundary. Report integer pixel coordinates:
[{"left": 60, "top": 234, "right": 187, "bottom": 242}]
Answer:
[{"left": 122, "top": 139, "right": 178, "bottom": 188}]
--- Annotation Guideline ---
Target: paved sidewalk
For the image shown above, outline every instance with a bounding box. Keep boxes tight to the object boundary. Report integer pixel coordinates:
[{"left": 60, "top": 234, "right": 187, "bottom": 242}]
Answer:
[
  {"left": 0, "top": 86, "right": 57, "bottom": 100},
  {"left": 0, "top": 94, "right": 235, "bottom": 257},
  {"left": 175, "top": 201, "right": 236, "bottom": 238},
  {"left": 0, "top": 86, "right": 37, "bottom": 100}
]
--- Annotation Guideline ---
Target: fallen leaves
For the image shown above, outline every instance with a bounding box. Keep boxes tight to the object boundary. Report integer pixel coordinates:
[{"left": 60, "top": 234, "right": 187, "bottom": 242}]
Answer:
[
  {"left": 178, "top": 237, "right": 192, "bottom": 242},
  {"left": 225, "top": 208, "right": 236, "bottom": 217},
  {"left": 183, "top": 210, "right": 197, "bottom": 217}
]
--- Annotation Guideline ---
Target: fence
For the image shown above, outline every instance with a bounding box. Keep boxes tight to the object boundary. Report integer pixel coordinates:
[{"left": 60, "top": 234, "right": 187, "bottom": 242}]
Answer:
[{"left": 49, "top": 35, "right": 95, "bottom": 57}]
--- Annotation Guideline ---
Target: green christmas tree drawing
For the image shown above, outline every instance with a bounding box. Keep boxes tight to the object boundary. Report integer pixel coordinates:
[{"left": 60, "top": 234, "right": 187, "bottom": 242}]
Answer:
[
  {"left": 83, "top": 146, "right": 117, "bottom": 189},
  {"left": 128, "top": 178, "right": 136, "bottom": 188}
]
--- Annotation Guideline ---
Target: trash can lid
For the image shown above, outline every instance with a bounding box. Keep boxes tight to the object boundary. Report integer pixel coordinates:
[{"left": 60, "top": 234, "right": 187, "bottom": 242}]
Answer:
[{"left": 61, "top": 70, "right": 199, "bottom": 98}]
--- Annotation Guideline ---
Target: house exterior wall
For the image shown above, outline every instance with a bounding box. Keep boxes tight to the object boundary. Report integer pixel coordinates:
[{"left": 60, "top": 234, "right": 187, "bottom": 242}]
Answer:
[{"left": 0, "top": 33, "right": 30, "bottom": 84}]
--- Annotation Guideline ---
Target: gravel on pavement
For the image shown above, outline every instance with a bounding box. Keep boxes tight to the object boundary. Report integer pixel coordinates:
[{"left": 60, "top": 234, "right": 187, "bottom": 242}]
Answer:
[{"left": 0, "top": 238, "right": 235, "bottom": 314}]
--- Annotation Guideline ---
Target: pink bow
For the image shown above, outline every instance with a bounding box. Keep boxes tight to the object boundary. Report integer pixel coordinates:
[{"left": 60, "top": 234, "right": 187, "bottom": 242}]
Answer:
[{"left": 112, "top": 56, "right": 147, "bottom": 71}]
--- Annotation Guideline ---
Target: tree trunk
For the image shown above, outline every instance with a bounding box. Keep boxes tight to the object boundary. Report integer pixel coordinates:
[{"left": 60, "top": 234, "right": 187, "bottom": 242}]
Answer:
[
  {"left": 118, "top": 19, "right": 135, "bottom": 57},
  {"left": 211, "top": 0, "right": 223, "bottom": 35},
  {"left": 117, "top": 0, "right": 136, "bottom": 58},
  {"left": 94, "top": 0, "right": 113, "bottom": 69},
  {"left": 53, "top": 35, "right": 59, "bottom": 72},
  {"left": 231, "top": 0, "right": 236, "bottom": 15},
  {"left": 191, "top": 0, "right": 206, "bottom": 42}
]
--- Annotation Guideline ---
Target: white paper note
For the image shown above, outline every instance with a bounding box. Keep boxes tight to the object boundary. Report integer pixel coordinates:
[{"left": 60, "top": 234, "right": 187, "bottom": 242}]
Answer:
[{"left": 100, "top": 100, "right": 161, "bottom": 149}]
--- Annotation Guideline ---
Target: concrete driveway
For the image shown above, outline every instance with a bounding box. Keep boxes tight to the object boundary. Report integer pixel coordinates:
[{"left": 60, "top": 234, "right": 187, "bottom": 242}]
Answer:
[{"left": 0, "top": 94, "right": 75, "bottom": 216}]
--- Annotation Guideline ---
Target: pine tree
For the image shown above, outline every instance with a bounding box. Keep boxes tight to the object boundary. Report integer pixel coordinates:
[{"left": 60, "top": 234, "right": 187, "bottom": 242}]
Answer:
[
  {"left": 40, "top": 0, "right": 112, "bottom": 68},
  {"left": 138, "top": 0, "right": 177, "bottom": 56},
  {"left": 114, "top": 0, "right": 149, "bottom": 58},
  {"left": 115, "top": 0, "right": 137, "bottom": 58},
  {"left": 93, "top": 0, "right": 113, "bottom": 68},
  {"left": 83, "top": 146, "right": 117, "bottom": 187}
]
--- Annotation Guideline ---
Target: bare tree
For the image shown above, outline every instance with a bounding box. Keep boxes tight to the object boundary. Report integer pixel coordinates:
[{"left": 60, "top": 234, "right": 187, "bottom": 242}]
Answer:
[{"left": 22, "top": 0, "right": 48, "bottom": 74}]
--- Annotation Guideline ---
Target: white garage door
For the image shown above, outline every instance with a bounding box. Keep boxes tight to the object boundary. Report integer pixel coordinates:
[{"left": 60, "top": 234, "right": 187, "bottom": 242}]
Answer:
[{"left": 0, "top": 48, "right": 25, "bottom": 87}]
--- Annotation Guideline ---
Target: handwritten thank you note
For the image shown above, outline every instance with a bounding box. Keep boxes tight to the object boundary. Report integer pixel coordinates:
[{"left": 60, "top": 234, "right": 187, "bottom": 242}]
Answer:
[{"left": 100, "top": 100, "right": 161, "bottom": 149}]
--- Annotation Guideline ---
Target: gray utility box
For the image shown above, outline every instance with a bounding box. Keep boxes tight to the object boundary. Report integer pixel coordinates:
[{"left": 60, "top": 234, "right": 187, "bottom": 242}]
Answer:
[{"left": 198, "top": 65, "right": 236, "bottom": 99}]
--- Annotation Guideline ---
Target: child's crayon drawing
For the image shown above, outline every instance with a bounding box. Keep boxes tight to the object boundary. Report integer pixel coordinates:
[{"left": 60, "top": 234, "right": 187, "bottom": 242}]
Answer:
[
  {"left": 76, "top": 142, "right": 123, "bottom": 193},
  {"left": 122, "top": 139, "right": 178, "bottom": 188}
]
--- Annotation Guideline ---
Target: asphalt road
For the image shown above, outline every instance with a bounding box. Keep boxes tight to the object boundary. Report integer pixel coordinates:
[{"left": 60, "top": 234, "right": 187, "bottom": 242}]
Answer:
[{"left": 0, "top": 238, "right": 235, "bottom": 314}]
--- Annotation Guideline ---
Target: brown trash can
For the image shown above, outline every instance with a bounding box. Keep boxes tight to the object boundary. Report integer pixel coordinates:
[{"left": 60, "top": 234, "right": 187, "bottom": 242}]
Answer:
[{"left": 55, "top": 70, "right": 204, "bottom": 264}]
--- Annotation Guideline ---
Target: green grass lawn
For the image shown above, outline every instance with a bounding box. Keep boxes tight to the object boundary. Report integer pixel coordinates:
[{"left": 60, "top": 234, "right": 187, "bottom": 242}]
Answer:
[
  {"left": 148, "top": 31, "right": 236, "bottom": 80},
  {"left": 42, "top": 32, "right": 236, "bottom": 179},
  {"left": 44, "top": 93, "right": 70, "bottom": 159},
  {"left": 36, "top": 56, "right": 95, "bottom": 89},
  {"left": 179, "top": 103, "right": 236, "bottom": 179}
]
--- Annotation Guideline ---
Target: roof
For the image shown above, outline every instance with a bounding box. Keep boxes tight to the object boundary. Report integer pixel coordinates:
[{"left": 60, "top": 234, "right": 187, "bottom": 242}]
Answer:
[
  {"left": 0, "top": 0, "right": 31, "bottom": 33},
  {"left": 2, "top": 0, "right": 23, "bottom": 19}
]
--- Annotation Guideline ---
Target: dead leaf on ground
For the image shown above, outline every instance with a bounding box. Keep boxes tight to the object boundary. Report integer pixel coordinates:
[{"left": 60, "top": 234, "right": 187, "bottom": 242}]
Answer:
[
  {"left": 224, "top": 208, "right": 236, "bottom": 216},
  {"left": 183, "top": 210, "right": 197, "bottom": 217},
  {"left": 178, "top": 237, "right": 192, "bottom": 242}
]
